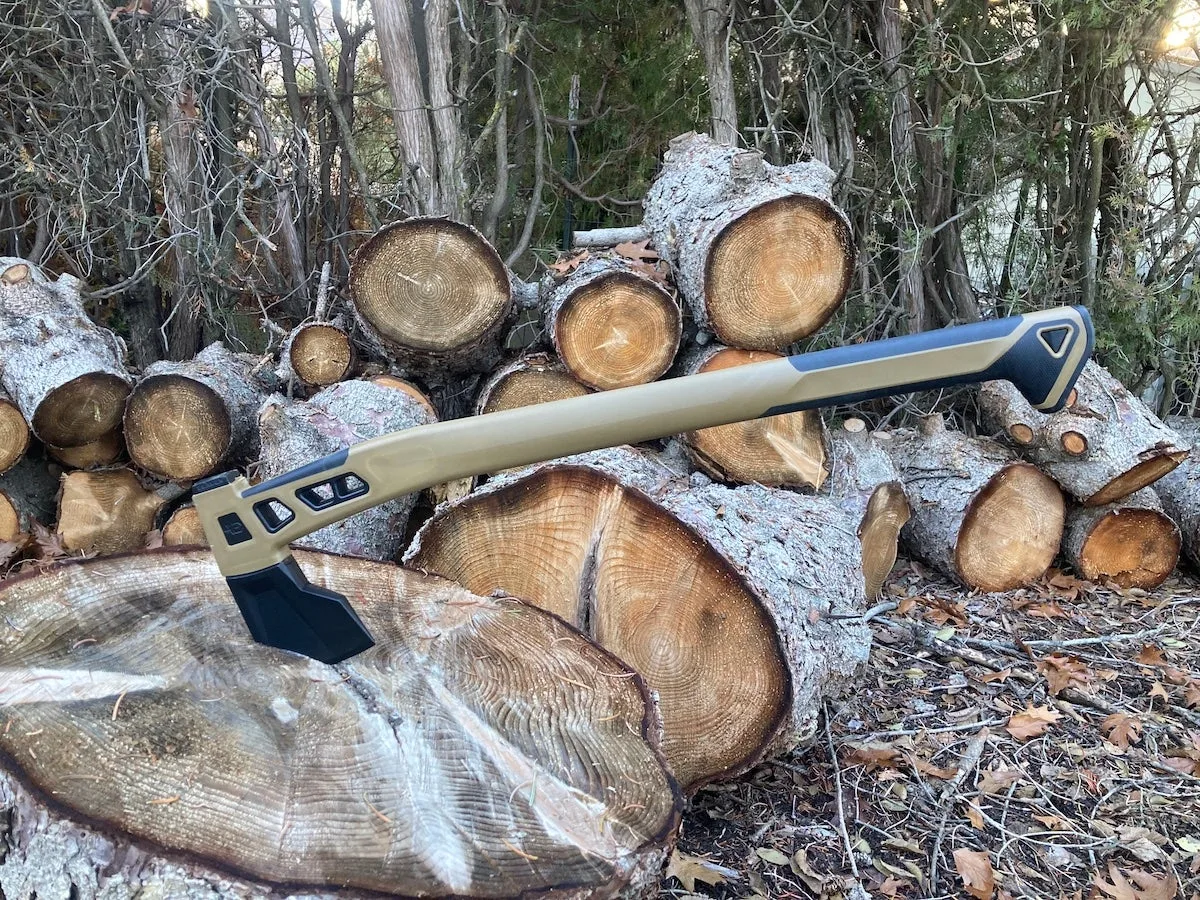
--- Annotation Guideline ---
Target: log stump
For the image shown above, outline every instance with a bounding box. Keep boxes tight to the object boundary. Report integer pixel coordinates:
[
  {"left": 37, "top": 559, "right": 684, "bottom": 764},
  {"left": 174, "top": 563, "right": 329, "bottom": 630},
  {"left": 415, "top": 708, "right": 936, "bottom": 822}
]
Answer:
[
  {"left": 979, "top": 362, "right": 1189, "bottom": 505},
  {"left": 0, "top": 269, "right": 131, "bottom": 448},
  {"left": 124, "top": 343, "right": 267, "bottom": 482},
  {"left": 886, "top": 415, "right": 1065, "bottom": 592},
  {"left": 1062, "top": 488, "right": 1180, "bottom": 589},
  {"left": 545, "top": 257, "right": 681, "bottom": 390},
  {"left": 475, "top": 353, "right": 591, "bottom": 415},
  {"left": 56, "top": 469, "right": 184, "bottom": 555},
  {"left": 678, "top": 345, "right": 828, "bottom": 489},
  {"left": 276, "top": 320, "right": 355, "bottom": 390},
  {"left": 406, "top": 447, "right": 872, "bottom": 790},
  {"left": 0, "top": 549, "right": 681, "bottom": 899},
  {"left": 1154, "top": 416, "right": 1200, "bottom": 572},
  {"left": 642, "top": 133, "right": 853, "bottom": 350},
  {"left": 258, "top": 379, "right": 435, "bottom": 560},
  {"left": 349, "top": 218, "right": 513, "bottom": 370},
  {"left": 46, "top": 429, "right": 124, "bottom": 470}
]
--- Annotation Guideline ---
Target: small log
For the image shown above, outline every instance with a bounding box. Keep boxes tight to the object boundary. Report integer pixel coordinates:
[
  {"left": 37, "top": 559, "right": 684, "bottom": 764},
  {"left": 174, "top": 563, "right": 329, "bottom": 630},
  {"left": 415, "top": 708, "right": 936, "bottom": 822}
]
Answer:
[
  {"left": 885, "top": 415, "right": 1065, "bottom": 592},
  {"left": 679, "top": 345, "right": 828, "bottom": 489},
  {"left": 258, "top": 379, "right": 435, "bottom": 560},
  {"left": 545, "top": 256, "right": 681, "bottom": 390},
  {"left": 349, "top": 218, "right": 513, "bottom": 370},
  {"left": 124, "top": 343, "right": 267, "bottom": 482},
  {"left": 1062, "top": 488, "right": 1179, "bottom": 589},
  {"left": 475, "top": 353, "right": 591, "bottom": 415},
  {"left": 571, "top": 225, "right": 649, "bottom": 249},
  {"left": 56, "top": 469, "right": 184, "bottom": 555},
  {"left": 642, "top": 133, "right": 853, "bottom": 349},
  {"left": 46, "top": 430, "right": 124, "bottom": 470},
  {"left": 978, "top": 362, "right": 1189, "bottom": 505},
  {"left": 0, "top": 386, "right": 30, "bottom": 475},
  {"left": 407, "top": 447, "right": 872, "bottom": 790},
  {"left": 0, "top": 549, "right": 681, "bottom": 900},
  {"left": 0, "top": 456, "right": 58, "bottom": 538},
  {"left": 1153, "top": 416, "right": 1200, "bottom": 571},
  {"left": 0, "top": 269, "right": 131, "bottom": 448},
  {"left": 161, "top": 505, "right": 207, "bottom": 546},
  {"left": 276, "top": 320, "right": 355, "bottom": 390}
]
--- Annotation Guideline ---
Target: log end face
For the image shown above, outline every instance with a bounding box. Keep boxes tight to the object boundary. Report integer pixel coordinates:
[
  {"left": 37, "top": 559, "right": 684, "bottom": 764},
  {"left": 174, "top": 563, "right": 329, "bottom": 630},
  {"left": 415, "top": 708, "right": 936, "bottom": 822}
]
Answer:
[
  {"left": 47, "top": 430, "right": 125, "bottom": 470},
  {"left": 480, "top": 362, "right": 591, "bottom": 415},
  {"left": 1077, "top": 507, "right": 1180, "bottom": 590},
  {"left": 1086, "top": 451, "right": 1189, "bottom": 507},
  {"left": 0, "top": 396, "right": 30, "bottom": 474},
  {"left": 858, "top": 482, "right": 911, "bottom": 600},
  {"left": 289, "top": 324, "right": 353, "bottom": 386},
  {"left": 124, "top": 375, "right": 231, "bottom": 482},
  {"left": 34, "top": 374, "right": 130, "bottom": 448}
]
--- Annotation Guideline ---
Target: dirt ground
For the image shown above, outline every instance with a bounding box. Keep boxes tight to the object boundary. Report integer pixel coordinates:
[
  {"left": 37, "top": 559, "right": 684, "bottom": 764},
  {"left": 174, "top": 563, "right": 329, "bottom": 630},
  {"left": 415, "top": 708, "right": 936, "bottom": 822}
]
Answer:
[{"left": 660, "top": 561, "right": 1200, "bottom": 900}]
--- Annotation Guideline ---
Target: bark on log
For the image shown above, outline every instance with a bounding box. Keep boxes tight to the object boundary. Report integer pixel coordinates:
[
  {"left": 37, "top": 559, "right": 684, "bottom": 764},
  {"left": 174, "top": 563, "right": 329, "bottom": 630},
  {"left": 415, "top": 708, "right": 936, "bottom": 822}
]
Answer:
[
  {"left": 349, "top": 218, "right": 513, "bottom": 370},
  {"left": 545, "top": 256, "right": 681, "bottom": 390},
  {"left": 0, "top": 386, "right": 29, "bottom": 475},
  {"left": 161, "top": 505, "right": 207, "bottom": 546},
  {"left": 258, "top": 379, "right": 435, "bottom": 559},
  {"left": 275, "top": 319, "right": 355, "bottom": 390},
  {"left": 1062, "top": 488, "right": 1179, "bottom": 589},
  {"left": 571, "top": 226, "right": 649, "bottom": 249},
  {"left": 642, "top": 133, "right": 853, "bottom": 349},
  {"left": 46, "top": 430, "right": 124, "bottom": 470},
  {"left": 369, "top": 373, "right": 439, "bottom": 418},
  {"left": 978, "top": 362, "right": 1189, "bottom": 505},
  {"left": 406, "top": 447, "right": 872, "bottom": 790},
  {"left": 56, "top": 469, "right": 184, "bottom": 555},
  {"left": 475, "top": 353, "right": 591, "bottom": 415},
  {"left": 0, "top": 270, "right": 131, "bottom": 448},
  {"left": 1154, "top": 416, "right": 1200, "bottom": 571},
  {"left": 678, "top": 345, "right": 828, "bottom": 489},
  {"left": 0, "top": 258, "right": 47, "bottom": 284},
  {"left": 0, "top": 456, "right": 58, "bottom": 539},
  {"left": 885, "top": 415, "right": 1065, "bottom": 591},
  {"left": 0, "top": 549, "right": 681, "bottom": 900},
  {"left": 124, "top": 343, "right": 267, "bottom": 482}
]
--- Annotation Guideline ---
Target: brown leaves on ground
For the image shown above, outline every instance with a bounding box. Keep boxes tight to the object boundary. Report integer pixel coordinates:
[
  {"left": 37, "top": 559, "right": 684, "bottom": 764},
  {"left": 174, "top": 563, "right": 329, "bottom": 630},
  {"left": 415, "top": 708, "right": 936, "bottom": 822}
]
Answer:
[
  {"left": 612, "top": 239, "right": 658, "bottom": 262},
  {"left": 1038, "top": 653, "right": 1092, "bottom": 695},
  {"left": 1005, "top": 703, "right": 1062, "bottom": 740},
  {"left": 954, "top": 848, "right": 996, "bottom": 899},
  {"left": 664, "top": 849, "right": 734, "bottom": 892},
  {"left": 1135, "top": 644, "right": 1167, "bottom": 667},
  {"left": 1101, "top": 712, "right": 1143, "bottom": 748},
  {"left": 1092, "top": 863, "right": 1178, "bottom": 900},
  {"left": 548, "top": 250, "right": 589, "bottom": 275}
]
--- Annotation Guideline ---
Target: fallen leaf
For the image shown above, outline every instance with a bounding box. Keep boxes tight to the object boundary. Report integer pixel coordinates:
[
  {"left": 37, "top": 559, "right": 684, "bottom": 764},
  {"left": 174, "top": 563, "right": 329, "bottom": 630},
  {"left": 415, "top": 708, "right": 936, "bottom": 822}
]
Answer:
[
  {"left": 1026, "top": 601, "right": 1069, "bottom": 620},
  {"left": 1092, "top": 862, "right": 1177, "bottom": 900},
  {"left": 1185, "top": 680, "right": 1200, "bottom": 709},
  {"left": 1148, "top": 681, "right": 1170, "bottom": 702},
  {"left": 923, "top": 596, "right": 967, "bottom": 626},
  {"left": 965, "top": 802, "right": 985, "bottom": 829},
  {"left": 756, "top": 847, "right": 790, "bottom": 866},
  {"left": 980, "top": 668, "right": 1013, "bottom": 684},
  {"left": 1102, "top": 713, "right": 1143, "bottom": 749},
  {"left": 1164, "top": 666, "right": 1189, "bottom": 685},
  {"left": 897, "top": 596, "right": 916, "bottom": 616},
  {"left": 845, "top": 743, "right": 902, "bottom": 771},
  {"left": 1032, "top": 813, "right": 1072, "bottom": 830},
  {"left": 978, "top": 767, "right": 1023, "bottom": 794},
  {"left": 954, "top": 848, "right": 995, "bottom": 899},
  {"left": 1038, "top": 654, "right": 1092, "bottom": 696},
  {"left": 1117, "top": 827, "right": 1167, "bottom": 863},
  {"left": 1006, "top": 704, "right": 1062, "bottom": 741},
  {"left": 1135, "top": 644, "right": 1166, "bottom": 667},
  {"left": 613, "top": 239, "right": 658, "bottom": 262},
  {"left": 548, "top": 250, "right": 589, "bottom": 275},
  {"left": 789, "top": 848, "right": 825, "bottom": 893},
  {"left": 1161, "top": 755, "right": 1200, "bottom": 776},
  {"left": 665, "top": 849, "right": 736, "bottom": 892},
  {"left": 908, "top": 753, "right": 956, "bottom": 780}
]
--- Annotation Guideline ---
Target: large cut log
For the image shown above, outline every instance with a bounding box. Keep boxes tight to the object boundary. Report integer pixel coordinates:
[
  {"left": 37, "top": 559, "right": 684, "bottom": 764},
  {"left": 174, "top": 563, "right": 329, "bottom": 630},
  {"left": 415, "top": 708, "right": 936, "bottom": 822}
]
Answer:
[
  {"left": 46, "top": 429, "right": 124, "bottom": 470},
  {"left": 1062, "top": 488, "right": 1179, "bottom": 589},
  {"left": 885, "top": 415, "right": 1065, "bottom": 591},
  {"left": 0, "top": 269, "right": 131, "bottom": 448},
  {"left": 475, "top": 353, "right": 591, "bottom": 415},
  {"left": 124, "top": 343, "right": 267, "bottom": 482},
  {"left": 0, "top": 386, "right": 29, "bottom": 476},
  {"left": 56, "top": 469, "right": 185, "bottom": 555},
  {"left": 406, "top": 447, "right": 872, "bottom": 790},
  {"left": 276, "top": 319, "right": 355, "bottom": 391},
  {"left": 349, "top": 218, "right": 513, "bottom": 370},
  {"left": 642, "top": 133, "right": 853, "bottom": 350},
  {"left": 545, "top": 256, "right": 681, "bottom": 390},
  {"left": 678, "top": 345, "right": 828, "bottom": 488},
  {"left": 0, "top": 549, "right": 681, "bottom": 900},
  {"left": 1154, "top": 416, "right": 1200, "bottom": 572},
  {"left": 258, "top": 379, "right": 436, "bottom": 559},
  {"left": 978, "top": 362, "right": 1189, "bottom": 505}
]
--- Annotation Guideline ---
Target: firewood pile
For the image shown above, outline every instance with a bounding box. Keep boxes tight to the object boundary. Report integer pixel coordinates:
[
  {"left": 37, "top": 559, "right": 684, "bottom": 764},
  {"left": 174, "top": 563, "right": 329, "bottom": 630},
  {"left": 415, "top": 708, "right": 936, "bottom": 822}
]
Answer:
[{"left": 0, "top": 133, "right": 1197, "bottom": 898}]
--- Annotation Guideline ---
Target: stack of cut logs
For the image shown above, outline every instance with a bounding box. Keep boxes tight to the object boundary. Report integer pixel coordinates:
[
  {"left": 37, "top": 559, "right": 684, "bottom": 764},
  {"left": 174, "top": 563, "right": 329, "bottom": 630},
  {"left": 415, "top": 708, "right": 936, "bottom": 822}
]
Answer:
[{"left": 1, "top": 133, "right": 1198, "bottom": 899}]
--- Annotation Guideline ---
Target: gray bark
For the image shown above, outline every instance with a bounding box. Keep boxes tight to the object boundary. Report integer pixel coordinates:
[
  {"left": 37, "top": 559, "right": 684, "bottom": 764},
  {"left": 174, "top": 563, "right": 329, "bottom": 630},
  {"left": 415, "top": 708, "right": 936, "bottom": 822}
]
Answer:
[
  {"left": 823, "top": 419, "right": 905, "bottom": 522},
  {"left": 1155, "top": 416, "right": 1200, "bottom": 571},
  {"left": 1062, "top": 487, "right": 1179, "bottom": 588},
  {"left": 683, "top": 0, "right": 739, "bottom": 145}
]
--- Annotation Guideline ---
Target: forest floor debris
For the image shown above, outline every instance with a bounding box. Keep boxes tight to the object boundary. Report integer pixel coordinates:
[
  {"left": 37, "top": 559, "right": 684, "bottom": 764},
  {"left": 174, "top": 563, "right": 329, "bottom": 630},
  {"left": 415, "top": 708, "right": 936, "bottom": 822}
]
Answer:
[{"left": 665, "top": 562, "right": 1200, "bottom": 900}]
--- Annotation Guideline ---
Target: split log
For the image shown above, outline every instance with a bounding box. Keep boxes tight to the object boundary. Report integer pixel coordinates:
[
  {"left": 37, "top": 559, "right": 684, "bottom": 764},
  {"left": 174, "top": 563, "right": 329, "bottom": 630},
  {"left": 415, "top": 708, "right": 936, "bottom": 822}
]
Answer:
[
  {"left": 678, "top": 345, "right": 828, "bottom": 489},
  {"left": 124, "top": 343, "right": 267, "bottom": 482},
  {"left": 349, "top": 218, "right": 513, "bottom": 370},
  {"left": 258, "top": 379, "right": 435, "bottom": 560},
  {"left": 1062, "top": 488, "right": 1179, "bottom": 589},
  {"left": 0, "top": 270, "right": 131, "bottom": 448},
  {"left": 160, "top": 505, "right": 207, "bottom": 546},
  {"left": 885, "top": 415, "right": 1064, "bottom": 592},
  {"left": 0, "top": 549, "right": 681, "bottom": 900},
  {"left": 46, "top": 429, "right": 124, "bottom": 470},
  {"left": 978, "top": 362, "right": 1189, "bottom": 506},
  {"left": 545, "top": 257, "right": 681, "bottom": 390},
  {"left": 1153, "top": 416, "right": 1200, "bottom": 571},
  {"left": 0, "top": 386, "right": 29, "bottom": 475},
  {"left": 642, "top": 133, "right": 853, "bottom": 350},
  {"left": 56, "top": 469, "right": 184, "bottom": 555},
  {"left": 406, "top": 447, "right": 872, "bottom": 790},
  {"left": 475, "top": 353, "right": 591, "bottom": 415},
  {"left": 276, "top": 319, "right": 355, "bottom": 390}
]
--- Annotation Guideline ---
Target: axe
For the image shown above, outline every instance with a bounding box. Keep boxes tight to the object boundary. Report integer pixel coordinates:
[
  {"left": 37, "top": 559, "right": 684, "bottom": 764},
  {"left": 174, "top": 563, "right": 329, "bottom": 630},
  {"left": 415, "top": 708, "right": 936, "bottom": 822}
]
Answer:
[{"left": 194, "top": 306, "right": 1093, "bottom": 664}]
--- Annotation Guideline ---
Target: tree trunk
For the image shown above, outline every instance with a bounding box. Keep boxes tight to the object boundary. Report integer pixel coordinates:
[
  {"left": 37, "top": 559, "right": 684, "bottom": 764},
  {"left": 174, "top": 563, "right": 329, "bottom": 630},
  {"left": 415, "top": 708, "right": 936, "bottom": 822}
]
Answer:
[
  {"left": 643, "top": 133, "right": 853, "bottom": 350},
  {"left": 0, "top": 272, "right": 131, "bottom": 448},
  {"left": 545, "top": 256, "right": 680, "bottom": 390},
  {"left": 124, "top": 343, "right": 267, "bottom": 482},
  {"left": 1154, "top": 416, "right": 1200, "bottom": 572},
  {"left": 475, "top": 353, "right": 591, "bottom": 415},
  {"left": 406, "top": 447, "right": 872, "bottom": 791},
  {"left": 0, "top": 549, "right": 681, "bottom": 900},
  {"left": 56, "top": 469, "right": 184, "bottom": 555},
  {"left": 978, "top": 362, "right": 1189, "bottom": 505},
  {"left": 258, "top": 379, "right": 435, "bottom": 560},
  {"left": 683, "top": 0, "right": 739, "bottom": 145},
  {"left": 885, "top": 415, "right": 1065, "bottom": 591},
  {"left": 1062, "top": 488, "right": 1179, "bottom": 589}
]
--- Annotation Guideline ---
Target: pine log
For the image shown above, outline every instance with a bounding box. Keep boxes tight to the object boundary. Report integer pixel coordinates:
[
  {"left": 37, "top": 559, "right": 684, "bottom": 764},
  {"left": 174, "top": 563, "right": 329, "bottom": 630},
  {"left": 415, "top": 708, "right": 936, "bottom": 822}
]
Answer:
[
  {"left": 56, "top": 469, "right": 184, "bottom": 555},
  {"left": 46, "top": 429, "right": 124, "bottom": 470},
  {"left": 369, "top": 373, "right": 439, "bottom": 418},
  {"left": 258, "top": 379, "right": 435, "bottom": 559},
  {"left": 1062, "top": 488, "right": 1179, "bottom": 589},
  {"left": 978, "top": 362, "right": 1189, "bottom": 505},
  {"left": 679, "top": 345, "right": 828, "bottom": 489},
  {"left": 0, "top": 456, "right": 58, "bottom": 539},
  {"left": 642, "top": 133, "right": 853, "bottom": 350},
  {"left": 406, "top": 447, "right": 872, "bottom": 790},
  {"left": 276, "top": 319, "right": 355, "bottom": 390},
  {"left": 0, "top": 549, "right": 681, "bottom": 900},
  {"left": 161, "top": 504, "right": 207, "bottom": 546},
  {"left": 885, "top": 415, "right": 1064, "bottom": 591},
  {"left": 475, "top": 352, "right": 591, "bottom": 415},
  {"left": 0, "top": 386, "right": 29, "bottom": 475},
  {"left": 349, "top": 218, "right": 513, "bottom": 370},
  {"left": 545, "top": 256, "right": 681, "bottom": 390},
  {"left": 1153, "top": 415, "right": 1200, "bottom": 571},
  {"left": 124, "top": 343, "right": 267, "bottom": 482},
  {"left": 0, "top": 270, "right": 131, "bottom": 448}
]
